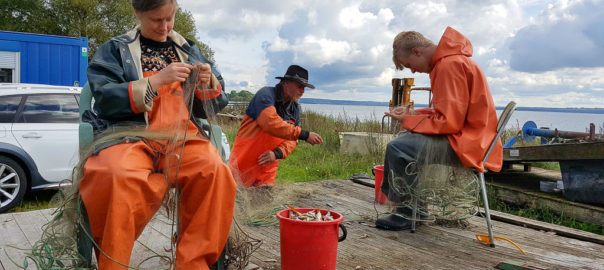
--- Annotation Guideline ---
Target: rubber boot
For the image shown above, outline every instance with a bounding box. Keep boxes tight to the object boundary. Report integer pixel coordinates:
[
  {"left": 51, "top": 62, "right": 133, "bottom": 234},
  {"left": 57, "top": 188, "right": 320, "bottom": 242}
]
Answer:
[{"left": 375, "top": 206, "right": 413, "bottom": 231}]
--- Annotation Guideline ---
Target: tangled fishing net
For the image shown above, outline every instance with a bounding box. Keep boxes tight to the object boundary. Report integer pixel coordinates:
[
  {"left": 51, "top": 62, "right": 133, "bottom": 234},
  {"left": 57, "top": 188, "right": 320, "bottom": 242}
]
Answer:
[
  {"left": 386, "top": 133, "right": 480, "bottom": 227},
  {"left": 9, "top": 68, "right": 267, "bottom": 269},
  {"left": 235, "top": 184, "right": 324, "bottom": 226}
]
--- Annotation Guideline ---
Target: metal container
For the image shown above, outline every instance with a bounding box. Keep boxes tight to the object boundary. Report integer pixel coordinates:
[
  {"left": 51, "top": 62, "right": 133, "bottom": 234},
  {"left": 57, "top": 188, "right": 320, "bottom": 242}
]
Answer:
[
  {"left": 338, "top": 132, "right": 395, "bottom": 155},
  {"left": 0, "top": 30, "right": 88, "bottom": 86}
]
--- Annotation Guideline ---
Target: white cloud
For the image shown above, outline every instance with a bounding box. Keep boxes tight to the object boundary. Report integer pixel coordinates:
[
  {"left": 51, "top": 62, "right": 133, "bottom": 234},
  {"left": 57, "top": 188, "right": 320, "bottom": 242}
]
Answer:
[
  {"left": 370, "top": 44, "right": 388, "bottom": 61},
  {"left": 339, "top": 4, "right": 377, "bottom": 29},
  {"left": 266, "top": 37, "right": 291, "bottom": 52},
  {"left": 295, "top": 36, "right": 359, "bottom": 67},
  {"left": 176, "top": 0, "right": 604, "bottom": 108},
  {"left": 508, "top": 0, "right": 604, "bottom": 72}
]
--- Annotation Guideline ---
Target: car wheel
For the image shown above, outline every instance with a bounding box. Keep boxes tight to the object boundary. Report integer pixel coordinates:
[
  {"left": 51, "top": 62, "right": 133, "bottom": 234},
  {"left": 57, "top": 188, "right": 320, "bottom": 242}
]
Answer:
[{"left": 0, "top": 156, "right": 28, "bottom": 213}]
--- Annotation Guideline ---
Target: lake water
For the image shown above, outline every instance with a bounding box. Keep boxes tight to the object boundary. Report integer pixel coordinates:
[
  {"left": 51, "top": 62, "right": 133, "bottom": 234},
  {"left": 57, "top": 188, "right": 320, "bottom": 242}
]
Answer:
[{"left": 300, "top": 103, "right": 604, "bottom": 132}]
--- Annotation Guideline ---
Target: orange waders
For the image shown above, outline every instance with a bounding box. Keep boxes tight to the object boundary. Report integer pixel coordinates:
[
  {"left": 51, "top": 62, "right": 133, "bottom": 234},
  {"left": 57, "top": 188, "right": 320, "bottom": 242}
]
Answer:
[
  {"left": 230, "top": 128, "right": 286, "bottom": 187},
  {"left": 79, "top": 73, "right": 236, "bottom": 270}
]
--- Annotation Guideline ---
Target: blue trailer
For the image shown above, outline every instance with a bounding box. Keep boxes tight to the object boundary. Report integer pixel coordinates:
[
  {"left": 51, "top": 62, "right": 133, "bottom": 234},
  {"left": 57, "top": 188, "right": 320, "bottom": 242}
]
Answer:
[{"left": 0, "top": 30, "right": 88, "bottom": 86}]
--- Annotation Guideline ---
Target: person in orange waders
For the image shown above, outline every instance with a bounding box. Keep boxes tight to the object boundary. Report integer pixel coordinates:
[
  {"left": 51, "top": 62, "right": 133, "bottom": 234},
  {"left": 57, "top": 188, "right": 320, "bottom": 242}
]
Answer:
[
  {"left": 79, "top": 0, "right": 236, "bottom": 269},
  {"left": 376, "top": 27, "right": 503, "bottom": 231},
  {"left": 229, "top": 65, "right": 323, "bottom": 187}
]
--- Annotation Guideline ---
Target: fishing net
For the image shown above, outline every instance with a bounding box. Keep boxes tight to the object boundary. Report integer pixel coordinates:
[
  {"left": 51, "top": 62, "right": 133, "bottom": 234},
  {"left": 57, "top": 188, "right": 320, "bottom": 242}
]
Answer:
[
  {"left": 14, "top": 63, "right": 261, "bottom": 269},
  {"left": 234, "top": 184, "right": 324, "bottom": 227},
  {"left": 223, "top": 182, "right": 327, "bottom": 268},
  {"left": 385, "top": 133, "right": 480, "bottom": 226}
]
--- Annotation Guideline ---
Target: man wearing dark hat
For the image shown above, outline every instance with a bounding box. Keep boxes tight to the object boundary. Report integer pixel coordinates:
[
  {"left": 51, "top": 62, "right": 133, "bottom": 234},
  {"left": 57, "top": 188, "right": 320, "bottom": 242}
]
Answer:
[{"left": 229, "top": 65, "right": 323, "bottom": 187}]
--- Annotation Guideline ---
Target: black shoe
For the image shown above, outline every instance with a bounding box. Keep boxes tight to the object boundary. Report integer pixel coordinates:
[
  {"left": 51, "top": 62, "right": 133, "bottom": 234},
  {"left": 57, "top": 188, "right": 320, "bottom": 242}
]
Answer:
[{"left": 376, "top": 213, "right": 412, "bottom": 231}]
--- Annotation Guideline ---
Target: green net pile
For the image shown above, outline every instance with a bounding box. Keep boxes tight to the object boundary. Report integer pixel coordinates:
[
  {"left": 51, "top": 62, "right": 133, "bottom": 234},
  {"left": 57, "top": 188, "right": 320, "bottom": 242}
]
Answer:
[{"left": 386, "top": 134, "right": 480, "bottom": 225}]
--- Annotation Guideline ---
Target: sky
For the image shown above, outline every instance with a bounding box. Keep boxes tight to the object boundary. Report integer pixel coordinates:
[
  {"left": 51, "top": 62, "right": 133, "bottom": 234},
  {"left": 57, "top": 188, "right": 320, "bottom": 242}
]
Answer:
[{"left": 178, "top": 0, "right": 604, "bottom": 108}]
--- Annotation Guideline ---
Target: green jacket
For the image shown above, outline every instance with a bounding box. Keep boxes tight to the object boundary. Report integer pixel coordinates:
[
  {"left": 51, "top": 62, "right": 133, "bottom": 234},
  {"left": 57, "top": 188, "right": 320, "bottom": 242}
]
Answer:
[{"left": 87, "top": 27, "right": 227, "bottom": 130}]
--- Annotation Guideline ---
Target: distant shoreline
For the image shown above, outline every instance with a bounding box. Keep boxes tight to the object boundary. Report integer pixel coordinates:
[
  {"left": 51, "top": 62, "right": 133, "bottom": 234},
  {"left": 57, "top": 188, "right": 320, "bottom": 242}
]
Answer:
[{"left": 299, "top": 98, "right": 604, "bottom": 114}]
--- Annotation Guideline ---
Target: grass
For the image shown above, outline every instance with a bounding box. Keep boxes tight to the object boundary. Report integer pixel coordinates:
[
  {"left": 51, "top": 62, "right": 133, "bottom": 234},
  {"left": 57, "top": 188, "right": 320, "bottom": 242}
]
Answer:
[
  {"left": 531, "top": 162, "right": 561, "bottom": 171},
  {"left": 218, "top": 110, "right": 384, "bottom": 183},
  {"left": 9, "top": 190, "right": 59, "bottom": 213}
]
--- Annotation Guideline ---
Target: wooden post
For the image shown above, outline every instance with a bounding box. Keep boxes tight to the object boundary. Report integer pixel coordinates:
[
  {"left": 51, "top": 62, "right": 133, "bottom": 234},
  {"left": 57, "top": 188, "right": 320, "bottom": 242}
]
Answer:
[
  {"left": 391, "top": 78, "right": 401, "bottom": 107},
  {"left": 402, "top": 78, "right": 414, "bottom": 107}
]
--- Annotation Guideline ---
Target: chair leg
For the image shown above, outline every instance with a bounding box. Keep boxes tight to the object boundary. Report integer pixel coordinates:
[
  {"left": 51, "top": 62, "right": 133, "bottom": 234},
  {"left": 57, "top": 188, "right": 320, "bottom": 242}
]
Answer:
[
  {"left": 212, "top": 247, "right": 227, "bottom": 270},
  {"left": 479, "top": 172, "right": 495, "bottom": 247},
  {"left": 77, "top": 199, "right": 94, "bottom": 267},
  {"left": 410, "top": 197, "right": 417, "bottom": 233}
]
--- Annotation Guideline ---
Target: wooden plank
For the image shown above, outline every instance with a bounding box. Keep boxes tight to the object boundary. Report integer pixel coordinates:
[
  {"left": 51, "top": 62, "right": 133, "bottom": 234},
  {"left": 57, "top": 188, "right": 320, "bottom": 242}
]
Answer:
[
  {"left": 2, "top": 179, "right": 603, "bottom": 269},
  {"left": 0, "top": 213, "right": 30, "bottom": 269},
  {"left": 146, "top": 210, "right": 177, "bottom": 239},
  {"left": 245, "top": 180, "right": 556, "bottom": 269},
  {"left": 12, "top": 210, "right": 49, "bottom": 246},
  {"left": 320, "top": 193, "right": 536, "bottom": 269},
  {"left": 131, "top": 224, "right": 172, "bottom": 269},
  {"left": 486, "top": 209, "right": 604, "bottom": 245},
  {"left": 259, "top": 181, "right": 540, "bottom": 268},
  {"left": 316, "top": 180, "right": 603, "bottom": 268},
  {"left": 349, "top": 175, "right": 375, "bottom": 188},
  {"left": 439, "top": 220, "right": 604, "bottom": 269},
  {"left": 503, "top": 142, "right": 604, "bottom": 161},
  {"left": 446, "top": 214, "right": 603, "bottom": 263},
  {"left": 39, "top": 208, "right": 59, "bottom": 222}
]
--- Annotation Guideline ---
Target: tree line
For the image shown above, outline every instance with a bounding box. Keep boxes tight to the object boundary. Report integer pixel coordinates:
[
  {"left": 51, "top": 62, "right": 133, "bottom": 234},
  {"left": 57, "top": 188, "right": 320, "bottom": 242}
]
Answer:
[
  {"left": 0, "top": 0, "right": 214, "bottom": 61},
  {"left": 227, "top": 90, "right": 254, "bottom": 102}
]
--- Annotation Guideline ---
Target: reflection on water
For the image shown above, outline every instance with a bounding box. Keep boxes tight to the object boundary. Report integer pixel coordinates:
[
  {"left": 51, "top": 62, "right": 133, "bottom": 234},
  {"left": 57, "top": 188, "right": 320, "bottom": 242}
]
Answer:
[{"left": 300, "top": 103, "right": 604, "bottom": 133}]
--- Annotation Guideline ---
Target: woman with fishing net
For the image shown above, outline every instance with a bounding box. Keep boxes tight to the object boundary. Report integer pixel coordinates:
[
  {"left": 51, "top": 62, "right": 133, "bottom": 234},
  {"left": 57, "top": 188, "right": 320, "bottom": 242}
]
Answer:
[
  {"left": 376, "top": 27, "right": 503, "bottom": 231},
  {"left": 78, "top": 0, "right": 236, "bottom": 268}
]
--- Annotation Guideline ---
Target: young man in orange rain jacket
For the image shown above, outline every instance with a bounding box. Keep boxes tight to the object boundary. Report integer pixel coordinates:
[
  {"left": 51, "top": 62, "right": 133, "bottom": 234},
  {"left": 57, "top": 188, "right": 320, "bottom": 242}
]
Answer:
[
  {"left": 230, "top": 65, "right": 323, "bottom": 187},
  {"left": 376, "top": 27, "right": 503, "bottom": 230}
]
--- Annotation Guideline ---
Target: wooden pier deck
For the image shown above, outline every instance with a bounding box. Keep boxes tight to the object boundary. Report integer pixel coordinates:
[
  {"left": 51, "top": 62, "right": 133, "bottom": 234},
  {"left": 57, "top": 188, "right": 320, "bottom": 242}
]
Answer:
[{"left": 1, "top": 179, "right": 603, "bottom": 269}]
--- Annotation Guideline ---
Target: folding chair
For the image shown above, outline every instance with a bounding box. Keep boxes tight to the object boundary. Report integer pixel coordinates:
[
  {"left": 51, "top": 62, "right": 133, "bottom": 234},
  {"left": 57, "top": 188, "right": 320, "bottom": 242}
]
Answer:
[
  {"left": 477, "top": 101, "right": 517, "bottom": 247},
  {"left": 410, "top": 101, "right": 517, "bottom": 243}
]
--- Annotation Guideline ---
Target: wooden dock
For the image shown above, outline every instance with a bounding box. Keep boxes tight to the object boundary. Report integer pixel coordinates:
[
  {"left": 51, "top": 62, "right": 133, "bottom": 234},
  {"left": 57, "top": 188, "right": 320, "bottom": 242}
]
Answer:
[{"left": 2, "top": 179, "right": 604, "bottom": 269}]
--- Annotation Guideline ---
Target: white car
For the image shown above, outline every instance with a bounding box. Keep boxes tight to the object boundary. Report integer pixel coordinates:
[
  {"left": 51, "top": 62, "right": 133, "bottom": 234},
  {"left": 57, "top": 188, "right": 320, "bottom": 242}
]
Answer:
[{"left": 0, "top": 83, "right": 81, "bottom": 213}]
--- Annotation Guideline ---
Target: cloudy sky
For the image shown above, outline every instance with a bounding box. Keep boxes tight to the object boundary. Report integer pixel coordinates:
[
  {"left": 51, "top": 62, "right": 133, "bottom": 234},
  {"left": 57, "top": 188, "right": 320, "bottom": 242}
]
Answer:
[{"left": 179, "top": 0, "right": 604, "bottom": 108}]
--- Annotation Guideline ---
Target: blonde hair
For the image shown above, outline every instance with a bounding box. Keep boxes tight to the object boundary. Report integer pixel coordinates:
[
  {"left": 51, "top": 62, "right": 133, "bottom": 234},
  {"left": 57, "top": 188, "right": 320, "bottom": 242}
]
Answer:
[{"left": 392, "top": 31, "right": 434, "bottom": 70}]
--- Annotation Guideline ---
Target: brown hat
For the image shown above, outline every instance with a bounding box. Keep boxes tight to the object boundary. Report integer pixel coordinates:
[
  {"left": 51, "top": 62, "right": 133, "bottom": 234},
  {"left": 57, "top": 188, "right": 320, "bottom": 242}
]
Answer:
[{"left": 275, "top": 65, "right": 315, "bottom": 89}]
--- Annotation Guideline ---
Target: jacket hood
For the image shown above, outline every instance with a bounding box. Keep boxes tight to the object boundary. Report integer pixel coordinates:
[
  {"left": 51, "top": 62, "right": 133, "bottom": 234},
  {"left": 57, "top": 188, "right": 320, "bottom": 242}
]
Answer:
[
  {"left": 431, "top": 27, "right": 473, "bottom": 67},
  {"left": 113, "top": 26, "right": 188, "bottom": 47}
]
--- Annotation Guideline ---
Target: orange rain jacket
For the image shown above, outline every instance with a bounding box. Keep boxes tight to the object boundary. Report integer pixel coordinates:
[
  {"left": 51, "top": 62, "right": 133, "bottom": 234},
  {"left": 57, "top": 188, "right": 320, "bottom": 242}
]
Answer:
[
  {"left": 229, "top": 84, "right": 308, "bottom": 187},
  {"left": 402, "top": 27, "right": 503, "bottom": 172}
]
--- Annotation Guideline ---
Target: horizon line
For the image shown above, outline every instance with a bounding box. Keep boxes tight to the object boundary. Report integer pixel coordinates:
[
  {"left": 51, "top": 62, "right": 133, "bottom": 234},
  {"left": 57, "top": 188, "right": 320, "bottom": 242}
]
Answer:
[{"left": 298, "top": 98, "right": 604, "bottom": 111}]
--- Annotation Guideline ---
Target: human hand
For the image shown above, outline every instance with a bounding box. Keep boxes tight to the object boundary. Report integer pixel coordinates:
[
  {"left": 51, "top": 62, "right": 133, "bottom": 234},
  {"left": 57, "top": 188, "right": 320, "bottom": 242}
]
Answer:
[
  {"left": 196, "top": 63, "right": 212, "bottom": 90},
  {"left": 258, "top": 150, "right": 277, "bottom": 166},
  {"left": 150, "top": 62, "right": 194, "bottom": 88},
  {"left": 305, "top": 132, "right": 323, "bottom": 145},
  {"left": 385, "top": 105, "right": 412, "bottom": 122}
]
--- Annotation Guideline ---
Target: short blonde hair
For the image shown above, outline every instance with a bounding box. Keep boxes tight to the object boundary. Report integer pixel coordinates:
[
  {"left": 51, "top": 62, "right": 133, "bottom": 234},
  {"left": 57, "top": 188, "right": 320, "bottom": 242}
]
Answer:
[{"left": 392, "top": 31, "right": 434, "bottom": 70}]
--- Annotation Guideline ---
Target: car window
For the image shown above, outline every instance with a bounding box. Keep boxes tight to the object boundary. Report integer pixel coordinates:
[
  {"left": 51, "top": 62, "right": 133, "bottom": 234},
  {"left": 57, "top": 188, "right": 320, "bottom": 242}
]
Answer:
[
  {"left": 0, "top": 95, "right": 23, "bottom": 123},
  {"left": 16, "top": 94, "right": 79, "bottom": 123}
]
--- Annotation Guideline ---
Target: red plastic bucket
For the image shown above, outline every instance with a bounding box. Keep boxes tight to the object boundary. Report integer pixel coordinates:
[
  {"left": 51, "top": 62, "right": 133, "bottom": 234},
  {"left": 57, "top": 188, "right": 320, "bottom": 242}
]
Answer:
[
  {"left": 372, "top": 165, "right": 389, "bottom": 204},
  {"left": 276, "top": 208, "right": 347, "bottom": 270}
]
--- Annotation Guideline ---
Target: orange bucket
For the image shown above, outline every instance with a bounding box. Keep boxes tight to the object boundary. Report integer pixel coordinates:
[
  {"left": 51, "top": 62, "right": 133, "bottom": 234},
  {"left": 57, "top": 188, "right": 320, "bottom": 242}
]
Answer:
[
  {"left": 276, "top": 208, "right": 347, "bottom": 270},
  {"left": 372, "top": 165, "right": 389, "bottom": 204}
]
